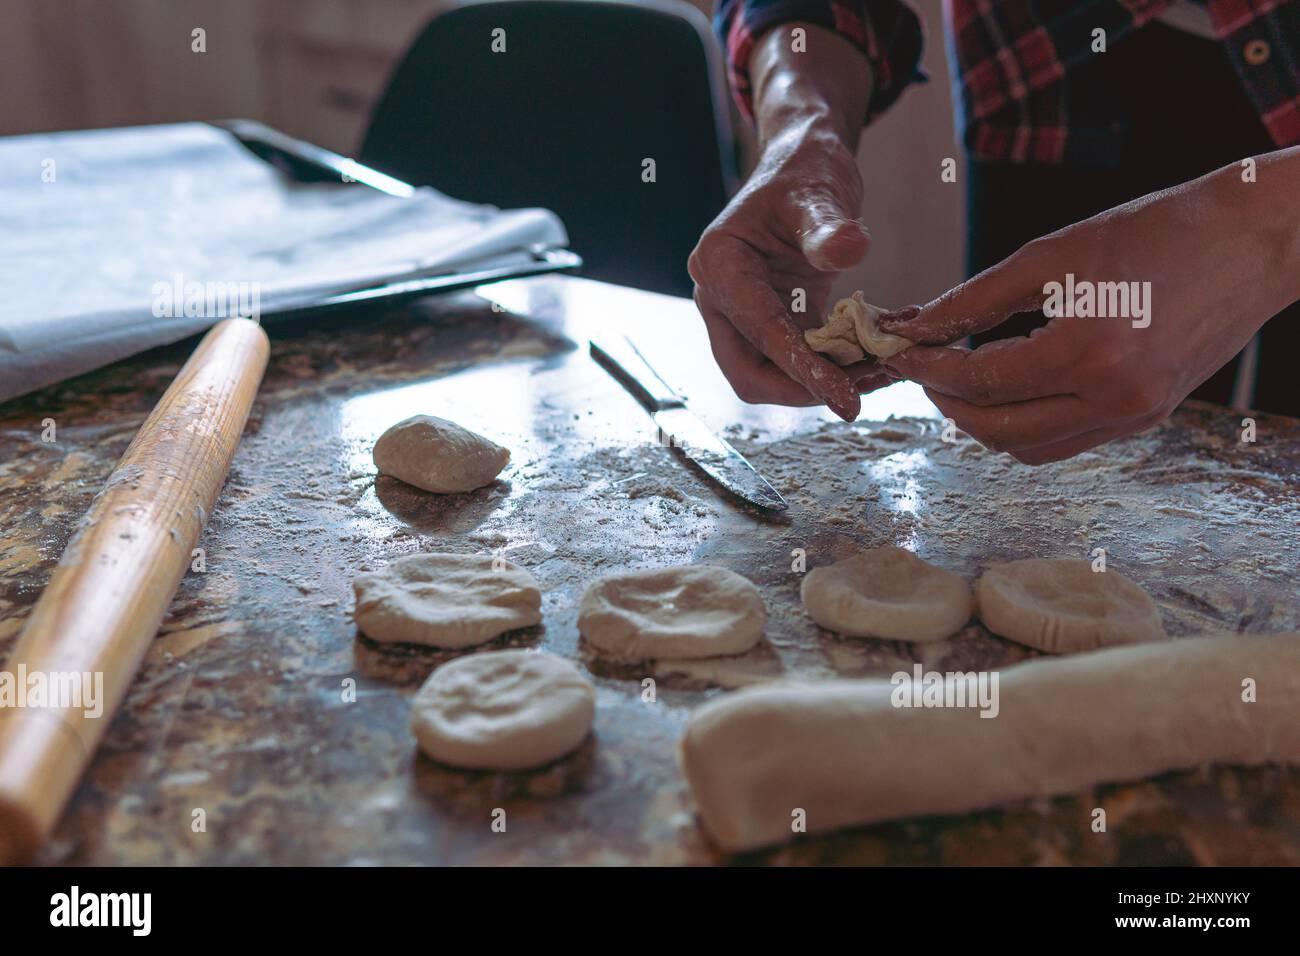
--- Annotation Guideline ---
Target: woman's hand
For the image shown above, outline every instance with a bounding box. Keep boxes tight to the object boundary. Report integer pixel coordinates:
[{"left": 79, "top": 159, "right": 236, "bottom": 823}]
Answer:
[
  {"left": 881, "top": 149, "right": 1300, "bottom": 463},
  {"left": 689, "top": 24, "right": 885, "bottom": 421}
]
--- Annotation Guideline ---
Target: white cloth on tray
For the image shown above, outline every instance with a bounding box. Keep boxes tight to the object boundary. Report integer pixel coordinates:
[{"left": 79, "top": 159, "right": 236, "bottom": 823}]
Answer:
[{"left": 0, "top": 122, "right": 567, "bottom": 402}]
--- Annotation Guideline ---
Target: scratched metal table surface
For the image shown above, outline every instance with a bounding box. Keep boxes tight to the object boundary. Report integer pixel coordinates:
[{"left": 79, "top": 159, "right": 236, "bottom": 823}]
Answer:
[{"left": 1, "top": 276, "right": 1298, "bottom": 866}]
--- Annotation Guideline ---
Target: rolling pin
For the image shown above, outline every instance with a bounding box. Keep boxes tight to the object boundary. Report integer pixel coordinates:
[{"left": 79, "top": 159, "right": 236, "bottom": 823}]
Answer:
[{"left": 0, "top": 317, "right": 269, "bottom": 864}]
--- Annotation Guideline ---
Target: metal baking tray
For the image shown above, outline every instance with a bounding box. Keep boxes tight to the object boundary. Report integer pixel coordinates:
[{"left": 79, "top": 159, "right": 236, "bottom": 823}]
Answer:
[{"left": 212, "top": 118, "right": 582, "bottom": 320}]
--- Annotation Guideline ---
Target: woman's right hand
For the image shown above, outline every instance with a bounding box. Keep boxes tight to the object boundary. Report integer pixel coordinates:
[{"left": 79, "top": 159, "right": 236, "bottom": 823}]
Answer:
[{"left": 688, "top": 23, "right": 883, "bottom": 421}]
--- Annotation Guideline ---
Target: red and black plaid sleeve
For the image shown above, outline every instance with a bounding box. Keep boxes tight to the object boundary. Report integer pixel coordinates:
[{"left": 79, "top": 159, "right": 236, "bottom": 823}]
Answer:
[
  {"left": 717, "top": 0, "right": 1300, "bottom": 164},
  {"left": 949, "top": 0, "right": 1299, "bottom": 163},
  {"left": 714, "top": 0, "right": 926, "bottom": 126},
  {"left": 1211, "top": 0, "right": 1300, "bottom": 148},
  {"left": 947, "top": 0, "right": 1175, "bottom": 163}
]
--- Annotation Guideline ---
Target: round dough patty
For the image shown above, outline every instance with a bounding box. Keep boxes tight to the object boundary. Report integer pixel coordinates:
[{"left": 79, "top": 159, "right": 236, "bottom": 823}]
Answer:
[
  {"left": 578, "top": 565, "right": 766, "bottom": 660},
  {"left": 801, "top": 547, "right": 972, "bottom": 641},
  {"left": 373, "top": 414, "right": 509, "bottom": 493},
  {"left": 411, "top": 650, "right": 595, "bottom": 770},
  {"left": 975, "top": 558, "right": 1166, "bottom": 653},
  {"left": 353, "top": 552, "right": 541, "bottom": 648}
]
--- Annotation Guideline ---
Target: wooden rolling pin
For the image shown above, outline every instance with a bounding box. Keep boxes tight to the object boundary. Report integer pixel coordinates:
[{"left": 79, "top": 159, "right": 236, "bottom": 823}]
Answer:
[{"left": 0, "top": 317, "right": 269, "bottom": 864}]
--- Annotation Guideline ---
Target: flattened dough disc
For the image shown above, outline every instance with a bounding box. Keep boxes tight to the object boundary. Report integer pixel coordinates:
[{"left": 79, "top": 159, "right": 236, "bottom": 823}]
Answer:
[
  {"left": 411, "top": 650, "right": 595, "bottom": 770},
  {"left": 975, "top": 558, "right": 1166, "bottom": 653},
  {"left": 353, "top": 552, "right": 541, "bottom": 648},
  {"left": 800, "top": 546, "right": 972, "bottom": 641},
  {"left": 578, "top": 565, "right": 766, "bottom": 661}
]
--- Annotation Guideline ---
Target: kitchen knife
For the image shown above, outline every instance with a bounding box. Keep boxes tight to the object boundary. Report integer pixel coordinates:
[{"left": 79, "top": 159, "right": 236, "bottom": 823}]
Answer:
[{"left": 589, "top": 334, "right": 788, "bottom": 512}]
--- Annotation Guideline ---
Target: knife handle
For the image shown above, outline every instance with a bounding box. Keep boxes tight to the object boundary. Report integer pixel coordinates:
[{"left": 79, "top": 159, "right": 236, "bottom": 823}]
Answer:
[{"left": 589, "top": 334, "right": 685, "bottom": 411}]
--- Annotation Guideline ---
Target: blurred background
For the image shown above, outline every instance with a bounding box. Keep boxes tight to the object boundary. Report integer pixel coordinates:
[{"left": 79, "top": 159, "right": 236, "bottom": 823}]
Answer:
[{"left": 0, "top": 0, "right": 964, "bottom": 309}]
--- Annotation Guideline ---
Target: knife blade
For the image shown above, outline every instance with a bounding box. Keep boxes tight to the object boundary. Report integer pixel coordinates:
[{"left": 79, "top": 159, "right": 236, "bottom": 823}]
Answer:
[{"left": 589, "top": 334, "right": 788, "bottom": 512}]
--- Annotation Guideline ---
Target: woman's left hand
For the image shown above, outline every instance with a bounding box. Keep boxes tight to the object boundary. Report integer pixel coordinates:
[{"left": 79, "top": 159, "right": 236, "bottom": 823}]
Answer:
[{"left": 879, "top": 148, "right": 1300, "bottom": 464}]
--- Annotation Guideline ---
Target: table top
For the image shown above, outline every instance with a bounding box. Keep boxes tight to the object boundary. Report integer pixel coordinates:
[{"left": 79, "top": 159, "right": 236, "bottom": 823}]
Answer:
[{"left": 2, "top": 276, "right": 1298, "bottom": 865}]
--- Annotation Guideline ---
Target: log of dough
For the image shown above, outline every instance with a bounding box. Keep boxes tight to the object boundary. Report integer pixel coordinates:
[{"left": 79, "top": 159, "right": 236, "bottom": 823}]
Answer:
[
  {"left": 577, "top": 565, "right": 766, "bottom": 660},
  {"left": 373, "top": 414, "right": 509, "bottom": 493},
  {"left": 801, "top": 547, "right": 972, "bottom": 641},
  {"left": 804, "top": 292, "right": 912, "bottom": 364},
  {"left": 353, "top": 552, "right": 541, "bottom": 647},
  {"left": 680, "top": 634, "right": 1300, "bottom": 852},
  {"left": 976, "top": 558, "right": 1165, "bottom": 652},
  {"left": 411, "top": 650, "right": 595, "bottom": 770}
]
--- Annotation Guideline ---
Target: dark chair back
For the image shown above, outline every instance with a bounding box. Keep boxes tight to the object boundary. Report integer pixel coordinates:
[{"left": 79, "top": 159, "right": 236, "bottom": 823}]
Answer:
[{"left": 360, "top": 0, "right": 737, "bottom": 297}]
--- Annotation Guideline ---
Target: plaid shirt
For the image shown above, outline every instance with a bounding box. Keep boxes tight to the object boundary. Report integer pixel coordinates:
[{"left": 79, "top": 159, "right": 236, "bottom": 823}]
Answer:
[{"left": 716, "top": 0, "right": 1300, "bottom": 164}]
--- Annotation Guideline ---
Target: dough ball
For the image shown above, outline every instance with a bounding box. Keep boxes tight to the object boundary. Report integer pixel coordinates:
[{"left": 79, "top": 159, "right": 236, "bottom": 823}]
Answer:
[
  {"left": 578, "top": 565, "right": 766, "bottom": 660},
  {"left": 353, "top": 552, "right": 541, "bottom": 648},
  {"left": 803, "top": 304, "right": 865, "bottom": 365},
  {"left": 975, "top": 558, "right": 1166, "bottom": 653},
  {"left": 373, "top": 414, "right": 509, "bottom": 493},
  {"left": 804, "top": 292, "right": 912, "bottom": 365},
  {"left": 411, "top": 650, "right": 595, "bottom": 770},
  {"left": 801, "top": 546, "right": 972, "bottom": 641}
]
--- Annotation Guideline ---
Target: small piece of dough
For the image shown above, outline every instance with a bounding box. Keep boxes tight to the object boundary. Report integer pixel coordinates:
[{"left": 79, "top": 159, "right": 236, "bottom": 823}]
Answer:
[
  {"left": 803, "top": 301, "right": 865, "bottom": 364},
  {"left": 578, "top": 565, "right": 766, "bottom": 660},
  {"left": 801, "top": 547, "right": 972, "bottom": 641},
  {"left": 976, "top": 558, "right": 1165, "bottom": 653},
  {"left": 680, "top": 634, "right": 1300, "bottom": 852},
  {"left": 411, "top": 650, "right": 595, "bottom": 770},
  {"left": 804, "top": 292, "right": 913, "bottom": 364},
  {"left": 353, "top": 552, "right": 541, "bottom": 648},
  {"left": 373, "top": 414, "right": 509, "bottom": 493}
]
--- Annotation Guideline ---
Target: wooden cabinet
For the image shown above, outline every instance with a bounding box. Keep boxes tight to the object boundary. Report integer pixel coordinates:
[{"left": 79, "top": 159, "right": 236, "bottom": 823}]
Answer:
[
  {"left": 255, "top": 0, "right": 450, "bottom": 152},
  {"left": 259, "top": 31, "right": 400, "bottom": 154},
  {"left": 0, "top": 0, "right": 449, "bottom": 153},
  {"left": 0, "top": 1, "right": 722, "bottom": 153}
]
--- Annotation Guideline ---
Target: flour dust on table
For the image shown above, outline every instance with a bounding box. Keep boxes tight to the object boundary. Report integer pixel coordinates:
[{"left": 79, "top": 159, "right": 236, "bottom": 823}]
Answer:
[
  {"left": 578, "top": 565, "right": 766, "bottom": 661},
  {"left": 353, "top": 553, "right": 541, "bottom": 648},
  {"left": 801, "top": 546, "right": 973, "bottom": 641},
  {"left": 411, "top": 650, "right": 596, "bottom": 770},
  {"left": 976, "top": 558, "right": 1166, "bottom": 653},
  {"left": 373, "top": 414, "right": 510, "bottom": 493}
]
